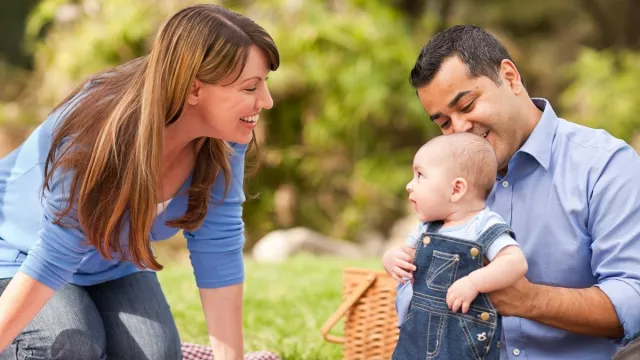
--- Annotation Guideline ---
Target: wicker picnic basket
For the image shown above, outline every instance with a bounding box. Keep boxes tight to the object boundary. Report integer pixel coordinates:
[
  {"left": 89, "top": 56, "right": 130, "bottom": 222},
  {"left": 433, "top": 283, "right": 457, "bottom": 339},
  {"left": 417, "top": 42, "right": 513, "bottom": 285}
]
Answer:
[{"left": 320, "top": 268, "right": 399, "bottom": 360}]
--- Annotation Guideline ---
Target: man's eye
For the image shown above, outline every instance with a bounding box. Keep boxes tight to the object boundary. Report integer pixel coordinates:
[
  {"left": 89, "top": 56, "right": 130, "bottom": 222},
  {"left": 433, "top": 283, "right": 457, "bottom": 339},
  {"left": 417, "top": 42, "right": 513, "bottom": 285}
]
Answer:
[
  {"left": 440, "top": 120, "right": 451, "bottom": 129},
  {"left": 245, "top": 88, "right": 257, "bottom": 92},
  {"left": 461, "top": 100, "right": 475, "bottom": 113}
]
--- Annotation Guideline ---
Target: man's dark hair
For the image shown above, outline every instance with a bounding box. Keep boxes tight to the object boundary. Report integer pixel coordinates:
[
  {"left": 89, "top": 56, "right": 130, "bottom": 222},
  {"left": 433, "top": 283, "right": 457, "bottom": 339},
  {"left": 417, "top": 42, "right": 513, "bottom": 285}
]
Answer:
[{"left": 410, "top": 25, "right": 516, "bottom": 88}]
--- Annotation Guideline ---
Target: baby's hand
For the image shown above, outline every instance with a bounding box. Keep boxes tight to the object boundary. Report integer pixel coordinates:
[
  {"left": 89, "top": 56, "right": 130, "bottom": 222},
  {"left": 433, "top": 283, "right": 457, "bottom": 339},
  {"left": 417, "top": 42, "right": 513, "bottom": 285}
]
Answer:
[
  {"left": 446, "top": 276, "right": 479, "bottom": 313},
  {"left": 382, "top": 246, "right": 417, "bottom": 283}
]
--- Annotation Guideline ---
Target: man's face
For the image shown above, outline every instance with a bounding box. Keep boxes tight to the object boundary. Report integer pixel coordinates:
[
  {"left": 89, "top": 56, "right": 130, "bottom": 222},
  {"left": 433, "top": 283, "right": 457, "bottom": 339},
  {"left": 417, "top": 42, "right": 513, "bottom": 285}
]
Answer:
[{"left": 416, "top": 56, "right": 522, "bottom": 171}]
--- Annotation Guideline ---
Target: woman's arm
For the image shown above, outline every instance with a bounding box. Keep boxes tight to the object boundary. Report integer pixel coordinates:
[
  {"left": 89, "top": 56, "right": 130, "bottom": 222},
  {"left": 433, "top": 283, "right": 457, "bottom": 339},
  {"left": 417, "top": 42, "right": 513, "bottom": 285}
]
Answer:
[
  {"left": 200, "top": 284, "right": 244, "bottom": 360},
  {"left": 0, "top": 272, "right": 55, "bottom": 351},
  {"left": 183, "top": 142, "right": 249, "bottom": 358},
  {"left": 0, "top": 134, "right": 92, "bottom": 350}
]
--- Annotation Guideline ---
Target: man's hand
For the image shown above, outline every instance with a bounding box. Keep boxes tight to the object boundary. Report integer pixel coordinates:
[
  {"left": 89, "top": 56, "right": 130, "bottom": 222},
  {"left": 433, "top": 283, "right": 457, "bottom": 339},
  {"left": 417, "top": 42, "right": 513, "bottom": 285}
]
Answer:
[
  {"left": 446, "top": 276, "right": 479, "bottom": 313},
  {"left": 382, "top": 246, "right": 416, "bottom": 283},
  {"left": 487, "top": 276, "right": 537, "bottom": 317}
]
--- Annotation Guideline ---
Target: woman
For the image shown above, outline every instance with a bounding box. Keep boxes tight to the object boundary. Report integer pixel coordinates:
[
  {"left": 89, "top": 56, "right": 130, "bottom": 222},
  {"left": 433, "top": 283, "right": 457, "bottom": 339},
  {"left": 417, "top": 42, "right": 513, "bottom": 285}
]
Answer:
[{"left": 0, "top": 4, "right": 278, "bottom": 360}]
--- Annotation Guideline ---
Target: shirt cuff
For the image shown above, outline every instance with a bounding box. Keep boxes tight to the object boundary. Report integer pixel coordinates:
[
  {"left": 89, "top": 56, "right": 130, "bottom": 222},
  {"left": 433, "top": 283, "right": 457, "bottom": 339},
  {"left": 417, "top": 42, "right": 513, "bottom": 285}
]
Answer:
[
  {"left": 19, "top": 254, "right": 67, "bottom": 291},
  {"left": 485, "top": 234, "right": 519, "bottom": 261},
  {"left": 596, "top": 278, "right": 640, "bottom": 345},
  {"left": 189, "top": 247, "right": 245, "bottom": 289}
]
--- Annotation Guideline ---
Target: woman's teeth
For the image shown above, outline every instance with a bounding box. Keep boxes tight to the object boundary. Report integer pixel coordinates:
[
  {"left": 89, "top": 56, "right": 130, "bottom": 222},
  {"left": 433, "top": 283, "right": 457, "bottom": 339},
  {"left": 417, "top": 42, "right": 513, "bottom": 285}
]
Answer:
[
  {"left": 240, "top": 114, "right": 258, "bottom": 124},
  {"left": 482, "top": 131, "right": 489, "bottom": 138}
]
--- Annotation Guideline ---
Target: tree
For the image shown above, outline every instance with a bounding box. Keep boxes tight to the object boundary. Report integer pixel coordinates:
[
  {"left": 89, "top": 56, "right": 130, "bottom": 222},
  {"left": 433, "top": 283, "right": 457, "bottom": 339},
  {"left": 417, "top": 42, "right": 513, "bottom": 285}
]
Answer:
[{"left": 560, "top": 48, "right": 640, "bottom": 142}]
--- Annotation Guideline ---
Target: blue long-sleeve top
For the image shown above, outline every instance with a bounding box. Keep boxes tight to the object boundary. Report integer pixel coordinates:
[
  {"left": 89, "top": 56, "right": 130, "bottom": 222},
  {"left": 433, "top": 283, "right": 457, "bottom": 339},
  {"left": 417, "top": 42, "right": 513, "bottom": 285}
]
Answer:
[{"left": 0, "top": 103, "right": 246, "bottom": 291}]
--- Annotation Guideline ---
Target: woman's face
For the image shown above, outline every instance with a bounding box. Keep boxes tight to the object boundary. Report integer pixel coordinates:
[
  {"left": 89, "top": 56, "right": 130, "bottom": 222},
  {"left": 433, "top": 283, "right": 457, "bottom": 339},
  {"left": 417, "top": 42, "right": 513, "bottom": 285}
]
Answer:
[{"left": 188, "top": 45, "right": 274, "bottom": 144}]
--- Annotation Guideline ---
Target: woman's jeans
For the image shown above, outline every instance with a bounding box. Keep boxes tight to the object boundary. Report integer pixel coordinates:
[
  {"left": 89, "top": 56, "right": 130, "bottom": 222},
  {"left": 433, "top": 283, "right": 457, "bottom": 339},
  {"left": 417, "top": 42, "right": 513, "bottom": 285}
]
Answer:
[{"left": 0, "top": 271, "right": 181, "bottom": 360}]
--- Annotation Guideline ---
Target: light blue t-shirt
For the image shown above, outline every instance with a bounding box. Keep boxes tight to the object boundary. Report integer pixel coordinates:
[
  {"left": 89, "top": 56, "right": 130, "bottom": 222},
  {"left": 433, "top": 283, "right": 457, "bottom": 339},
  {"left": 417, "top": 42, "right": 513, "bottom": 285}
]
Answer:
[
  {"left": 405, "top": 207, "right": 517, "bottom": 261},
  {"left": 0, "top": 100, "right": 247, "bottom": 291}
]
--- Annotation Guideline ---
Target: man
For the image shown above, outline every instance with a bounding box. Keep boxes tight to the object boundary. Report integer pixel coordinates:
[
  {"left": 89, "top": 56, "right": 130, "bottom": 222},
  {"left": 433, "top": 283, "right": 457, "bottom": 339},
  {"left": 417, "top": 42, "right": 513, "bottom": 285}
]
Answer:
[{"left": 409, "top": 24, "right": 640, "bottom": 359}]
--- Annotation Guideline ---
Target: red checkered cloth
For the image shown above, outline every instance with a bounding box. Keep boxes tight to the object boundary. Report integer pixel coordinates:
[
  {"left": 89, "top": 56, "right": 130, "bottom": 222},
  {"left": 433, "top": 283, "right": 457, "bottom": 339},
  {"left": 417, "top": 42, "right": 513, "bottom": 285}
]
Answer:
[{"left": 181, "top": 343, "right": 281, "bottom": 360}]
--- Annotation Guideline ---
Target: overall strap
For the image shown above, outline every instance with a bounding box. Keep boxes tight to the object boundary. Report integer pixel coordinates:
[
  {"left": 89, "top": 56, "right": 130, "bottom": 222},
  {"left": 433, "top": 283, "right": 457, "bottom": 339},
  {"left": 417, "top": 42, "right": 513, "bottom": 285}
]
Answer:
[
  {"left": 475, "top": 223, "right": 516, "bottom": 250},
  {"left": 425, "top": 220, "right": 444, "bottom": 233}
]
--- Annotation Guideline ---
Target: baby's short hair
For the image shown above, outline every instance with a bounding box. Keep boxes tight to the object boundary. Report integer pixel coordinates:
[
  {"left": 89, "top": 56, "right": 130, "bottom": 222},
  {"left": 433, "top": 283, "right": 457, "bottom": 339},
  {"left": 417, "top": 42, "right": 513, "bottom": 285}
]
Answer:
[{"left": 421, "top": 133, "right": 498, "bottom": 199}]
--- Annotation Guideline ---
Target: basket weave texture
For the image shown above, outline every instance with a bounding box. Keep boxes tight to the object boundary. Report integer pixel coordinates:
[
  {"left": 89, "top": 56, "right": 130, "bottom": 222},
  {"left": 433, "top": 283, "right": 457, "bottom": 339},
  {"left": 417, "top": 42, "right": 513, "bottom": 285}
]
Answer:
[{"left": 321, "top": 268, "right": 400, "bottom": 360}]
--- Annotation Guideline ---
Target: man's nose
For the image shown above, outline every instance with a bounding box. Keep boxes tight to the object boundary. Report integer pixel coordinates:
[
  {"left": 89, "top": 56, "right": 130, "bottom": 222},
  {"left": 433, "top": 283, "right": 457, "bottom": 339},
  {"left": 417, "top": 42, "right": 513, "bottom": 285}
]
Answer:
[{"left": 451, "top": 117, "right": 473, "bottom": 133}]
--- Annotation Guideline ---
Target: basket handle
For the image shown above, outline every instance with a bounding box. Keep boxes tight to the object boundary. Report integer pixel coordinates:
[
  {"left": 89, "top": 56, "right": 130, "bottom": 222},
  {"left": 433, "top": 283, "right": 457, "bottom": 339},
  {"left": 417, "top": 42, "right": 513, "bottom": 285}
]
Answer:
[{"left": 320, "top": 273, "right": 378, "bottom": 344}]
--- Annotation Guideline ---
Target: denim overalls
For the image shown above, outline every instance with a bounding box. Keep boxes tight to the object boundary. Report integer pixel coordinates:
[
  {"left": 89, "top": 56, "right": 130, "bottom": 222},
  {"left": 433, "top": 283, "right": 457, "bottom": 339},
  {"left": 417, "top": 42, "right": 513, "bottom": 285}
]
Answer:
[{"left": 392, "top": 221, "right": 515, "bottom": 360}]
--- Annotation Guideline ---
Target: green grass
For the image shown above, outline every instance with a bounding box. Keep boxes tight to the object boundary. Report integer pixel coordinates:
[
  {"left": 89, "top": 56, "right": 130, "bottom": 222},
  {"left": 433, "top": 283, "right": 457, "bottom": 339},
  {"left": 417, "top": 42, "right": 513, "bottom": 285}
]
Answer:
[{"left": 157, "top": 253, "right": 383, "bottom": 360}]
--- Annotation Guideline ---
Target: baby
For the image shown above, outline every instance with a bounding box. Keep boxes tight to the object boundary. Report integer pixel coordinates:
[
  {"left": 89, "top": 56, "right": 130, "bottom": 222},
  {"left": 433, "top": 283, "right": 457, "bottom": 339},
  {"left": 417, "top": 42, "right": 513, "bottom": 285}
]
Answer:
[{"left": 383, "top": 133, "right": 528, "bottom": 359}]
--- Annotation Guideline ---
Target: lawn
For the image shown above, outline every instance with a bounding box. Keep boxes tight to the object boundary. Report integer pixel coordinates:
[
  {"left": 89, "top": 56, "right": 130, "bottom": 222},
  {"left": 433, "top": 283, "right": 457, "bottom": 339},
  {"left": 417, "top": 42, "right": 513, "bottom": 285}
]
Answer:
[{"left": 157, "top": 252, "right": 384, "bottom": 360}]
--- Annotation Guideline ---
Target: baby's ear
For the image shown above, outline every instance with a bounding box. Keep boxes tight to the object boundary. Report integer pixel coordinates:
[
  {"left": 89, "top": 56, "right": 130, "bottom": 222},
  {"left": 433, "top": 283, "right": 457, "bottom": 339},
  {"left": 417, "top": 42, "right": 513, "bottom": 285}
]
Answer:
[{"left": 450, "top": 177, "right": 468, "bottom": 202}]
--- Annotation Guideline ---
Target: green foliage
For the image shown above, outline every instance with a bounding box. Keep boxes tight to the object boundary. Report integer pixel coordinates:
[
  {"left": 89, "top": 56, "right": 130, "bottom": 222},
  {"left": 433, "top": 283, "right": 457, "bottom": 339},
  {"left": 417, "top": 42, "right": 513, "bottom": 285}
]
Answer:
[
  {"left": 239, "top": 0, "right": 438, "bottom": 243},
  {"left": 560, "top": 48, "right": 640, "bottom": 142},
  {"left": 26, "top": 0, "right": 162, "bottom": 105}
]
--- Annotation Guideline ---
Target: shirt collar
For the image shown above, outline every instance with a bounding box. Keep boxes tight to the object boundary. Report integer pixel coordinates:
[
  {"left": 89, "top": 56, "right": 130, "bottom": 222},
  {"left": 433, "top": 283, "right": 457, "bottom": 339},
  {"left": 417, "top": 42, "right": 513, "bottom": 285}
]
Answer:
[{"left": 514, "top": 98, "right": 559, "bottom": 171}]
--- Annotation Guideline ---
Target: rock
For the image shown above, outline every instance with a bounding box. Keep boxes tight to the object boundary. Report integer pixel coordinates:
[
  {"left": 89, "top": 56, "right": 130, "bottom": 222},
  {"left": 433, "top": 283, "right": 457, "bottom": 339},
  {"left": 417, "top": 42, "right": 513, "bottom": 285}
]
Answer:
[
  {"left": 355, "top": 230, "right": 386, "bottom": 257},
  {"left": 251, "top": 227, "right": 364, "bottom": 262},
  {"left": 385, "top": 213, "right": 420, "bottom": 251}
]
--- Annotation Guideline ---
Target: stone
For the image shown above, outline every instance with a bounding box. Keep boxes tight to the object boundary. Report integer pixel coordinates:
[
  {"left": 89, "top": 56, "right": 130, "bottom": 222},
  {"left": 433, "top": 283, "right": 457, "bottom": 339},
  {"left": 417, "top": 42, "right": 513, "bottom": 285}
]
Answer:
[{"left": 251, "top": 227, "right": 364, "bottom": 262}]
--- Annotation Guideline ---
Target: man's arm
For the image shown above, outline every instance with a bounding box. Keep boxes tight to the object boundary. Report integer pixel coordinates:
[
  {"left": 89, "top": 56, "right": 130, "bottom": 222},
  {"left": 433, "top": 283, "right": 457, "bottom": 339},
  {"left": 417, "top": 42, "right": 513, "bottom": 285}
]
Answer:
[
  {"left": 489, "top": 278, "right": 623, "bottom": 338},
  {"left": 200, "top": 284, "right": 244, "bottom": 360},
  {"left": 491, "top": 144, "right": 640, "bottom": 341}
]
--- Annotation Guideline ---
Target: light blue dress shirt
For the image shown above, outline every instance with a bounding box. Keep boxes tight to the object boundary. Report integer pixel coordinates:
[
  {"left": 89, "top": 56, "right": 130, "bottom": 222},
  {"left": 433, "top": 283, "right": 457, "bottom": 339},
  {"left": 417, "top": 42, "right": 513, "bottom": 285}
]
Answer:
[
  {"left": 491, "top": 98, "right": 640, "bottom": 359},
  {"left": 0, "top": 98, "right": 247, "bottom": 291}
]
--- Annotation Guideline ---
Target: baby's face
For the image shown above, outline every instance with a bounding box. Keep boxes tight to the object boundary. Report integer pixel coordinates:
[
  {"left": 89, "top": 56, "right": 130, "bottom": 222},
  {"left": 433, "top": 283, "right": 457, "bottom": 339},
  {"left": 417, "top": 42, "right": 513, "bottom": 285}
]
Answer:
[{"left": 405, "top": 149, "right": 454, "bottom": 222}]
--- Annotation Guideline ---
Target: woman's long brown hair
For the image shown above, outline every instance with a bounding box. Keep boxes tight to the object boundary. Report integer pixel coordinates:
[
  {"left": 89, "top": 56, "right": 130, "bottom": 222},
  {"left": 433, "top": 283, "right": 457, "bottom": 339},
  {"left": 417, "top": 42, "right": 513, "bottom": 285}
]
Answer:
[{"left": 42, "top": 4, "right": 279, "bottom": 270}]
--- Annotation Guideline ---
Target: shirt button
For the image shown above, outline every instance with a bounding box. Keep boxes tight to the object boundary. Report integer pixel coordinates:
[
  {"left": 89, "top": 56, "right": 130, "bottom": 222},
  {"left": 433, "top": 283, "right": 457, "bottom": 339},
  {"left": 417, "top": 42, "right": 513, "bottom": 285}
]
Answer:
[
  {"left": 501, "top": 181, "right": 509, "bottom": 188},
  {"left": 513, "top": 348, "right": 521, "bottom": 356}
]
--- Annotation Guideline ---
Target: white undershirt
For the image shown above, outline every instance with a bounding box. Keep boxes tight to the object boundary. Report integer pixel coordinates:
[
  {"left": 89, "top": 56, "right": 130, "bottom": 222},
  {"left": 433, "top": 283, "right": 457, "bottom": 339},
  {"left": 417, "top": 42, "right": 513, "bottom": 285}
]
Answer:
[{"left": 156, "top": 198, "right": 173, "bottom": 216}]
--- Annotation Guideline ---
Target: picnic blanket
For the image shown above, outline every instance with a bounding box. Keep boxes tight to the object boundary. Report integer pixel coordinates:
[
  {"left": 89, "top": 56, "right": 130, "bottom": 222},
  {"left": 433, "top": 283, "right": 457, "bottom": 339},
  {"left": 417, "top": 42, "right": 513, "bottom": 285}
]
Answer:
[{"left": 181, "top": 343, "right": 281, "bottom": 360}]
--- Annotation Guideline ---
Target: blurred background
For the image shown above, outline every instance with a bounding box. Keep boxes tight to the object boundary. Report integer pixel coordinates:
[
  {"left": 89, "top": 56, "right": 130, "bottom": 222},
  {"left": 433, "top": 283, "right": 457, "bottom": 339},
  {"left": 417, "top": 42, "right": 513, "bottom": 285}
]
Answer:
[
  {"left": 2, "top": 0, "right": 640, "bottom": 357},
  {"left": 2, "top": 0, "right": 640, "bottom": 254}
]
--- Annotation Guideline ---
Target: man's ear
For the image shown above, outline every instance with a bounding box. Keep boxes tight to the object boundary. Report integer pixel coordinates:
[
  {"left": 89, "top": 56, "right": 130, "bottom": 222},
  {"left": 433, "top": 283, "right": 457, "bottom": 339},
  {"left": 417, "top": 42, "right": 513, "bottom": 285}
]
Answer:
[
  {"left": 450, "top": 177, "right": 468, "bottom": 203},
  {"left": 186, "top": 79, "right": 202, "bottom": 106},
  {"left": 500, "top": 59, "right": 524, "bottom": 95}
]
